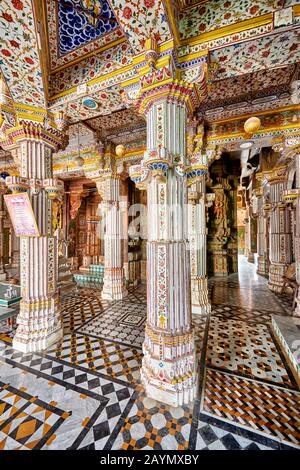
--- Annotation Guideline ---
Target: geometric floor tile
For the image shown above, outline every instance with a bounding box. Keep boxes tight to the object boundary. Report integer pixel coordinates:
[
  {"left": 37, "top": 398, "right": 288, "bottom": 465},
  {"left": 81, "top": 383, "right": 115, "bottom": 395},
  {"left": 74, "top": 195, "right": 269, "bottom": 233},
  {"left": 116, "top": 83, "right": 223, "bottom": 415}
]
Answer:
[
  {"left": 212, "top": 287, "right": 286, "bottom": 313},
  {"left": 0, "top": 382, "right": 67, "bottom": 450},
  {"left": 77, "top": 302, "right": 146, "bottom": 348},
  {"left": 46, "top": 334, "right": 142, "bottom": 384},
  {"left": 211, "top": 304, "right": 289, "bottom": 325},
  {"left": 203, "top": 368, "right": 300, "bottom": 446},
  {"left": 196, "top": 421, "right": 274, "bottom": 450},
  {"left": 0, "top": 258, "right": 299, "bottom": 451},
  {"left": 206, "top": 317, "right": 295, "bottom": 386},
  {"left": 111, "top": 392, "right": 193, "bottom": 450},
  {"left": 62, "top": 296, "right": 112, "bottom": 333}
]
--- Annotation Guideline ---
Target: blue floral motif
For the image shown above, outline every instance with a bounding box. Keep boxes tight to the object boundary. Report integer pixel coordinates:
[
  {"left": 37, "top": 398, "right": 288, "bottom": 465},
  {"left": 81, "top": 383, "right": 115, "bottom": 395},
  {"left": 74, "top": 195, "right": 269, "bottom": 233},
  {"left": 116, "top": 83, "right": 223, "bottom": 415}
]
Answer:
[{"left": 58, "top": 0, "right": 118, "bottom": 56}]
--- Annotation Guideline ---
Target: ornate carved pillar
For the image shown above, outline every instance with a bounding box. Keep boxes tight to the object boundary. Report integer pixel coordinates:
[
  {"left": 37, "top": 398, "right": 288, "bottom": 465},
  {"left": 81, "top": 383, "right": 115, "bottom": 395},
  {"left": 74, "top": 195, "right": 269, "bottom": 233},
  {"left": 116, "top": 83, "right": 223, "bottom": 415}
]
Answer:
[
  {"left": 188, "top": 180, "right": 210, "bottom": 315},
  {"left": 268, "top": 166, "right": 292, "bottom": 293},
  {"left": 256, "top": 177, "right": 268, "bottom": 276},
  {"left": 95, "top": 170, "right": 128, "bottom": 301},
  {"left": 187, "top": 122, "right": 210, "bottom": 315},
  {"left": 129, "top": 80, "right": 200, "bottom": 407},
  {"left": 1, "top": 120, "right": 66, "bottom": 352},
  {"left": 0, "top": 188, "right": 7, "bottom": 281},
  {"left": 282, "top": 143, "right": 300, "bottom": 316}
]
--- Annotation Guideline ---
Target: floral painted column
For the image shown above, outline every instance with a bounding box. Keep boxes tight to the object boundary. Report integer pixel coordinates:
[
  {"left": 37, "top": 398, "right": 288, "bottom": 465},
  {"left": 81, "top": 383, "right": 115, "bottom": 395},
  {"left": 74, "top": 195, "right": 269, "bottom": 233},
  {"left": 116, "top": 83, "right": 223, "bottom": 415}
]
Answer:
[
  {"left": 95, "top": 170, "right": 128, "bottom": 301},
  {"left": 188, "top": 178, "right": 210, "bottom": 315},
  {"left": 282, "top": 144, "right": 300, "bottom": 316},
  {"left": 0, "top": 189, "right": 7, "bottom": 281},
  {"left": 130, "top": 81, "right": 198, "bottom": 407},
  {"left": 268, "top": 166, "right": 293, "bottom": 293},
  {"left": 2, "top": 121, "right": 65, "bottom": 352},
  {"left": 255, "top": 175, "right": 268, "bottom": 276}
]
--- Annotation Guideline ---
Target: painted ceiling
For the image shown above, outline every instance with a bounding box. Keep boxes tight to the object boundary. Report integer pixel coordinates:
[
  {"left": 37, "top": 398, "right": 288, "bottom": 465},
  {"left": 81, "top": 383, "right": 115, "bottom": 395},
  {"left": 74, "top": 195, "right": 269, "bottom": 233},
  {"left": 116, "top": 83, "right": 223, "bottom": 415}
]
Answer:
[
  {"left": 85, "top": 108, "right": 145, "bottom": 137},
  {"left": 58, "top": 0, "right": 118, "bottom": 55},
  {"left": 108, "top": 0, "right": 171, "bottom": 52},
  {"left": 178, "top": 0, "right": 299, "bottom": 41},
  {"left": 0, "top": 0, "right": 45, "bottom": 107},
  {"left": 46, "top": 0, "right": 125, "bottom": 71},
  {"left": 207, "top": 65, "right": 297, "bottom": 106},
  {"left": 209, "top": 29, "right": 300, "bottom": 81}
]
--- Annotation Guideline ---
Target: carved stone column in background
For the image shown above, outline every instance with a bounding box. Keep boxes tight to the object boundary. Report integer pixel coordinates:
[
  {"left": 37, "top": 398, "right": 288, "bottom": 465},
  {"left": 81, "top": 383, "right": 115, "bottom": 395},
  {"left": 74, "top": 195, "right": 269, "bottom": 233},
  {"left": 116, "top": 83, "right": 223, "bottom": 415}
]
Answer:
[
  {"left": 256, "top": 178, "right": 268, "bottom": 276},
  {"left": 188, "top": 180, "right": 210, "bottom": 315},
  {"left": 96, "top": 172, "right": 128, "bottom": 301},
  {"left": 268, "top": 166, "right": 293, "bottom": 293},
  {"left": 0, "top": 189, "right": 7, "bottom": 281}
]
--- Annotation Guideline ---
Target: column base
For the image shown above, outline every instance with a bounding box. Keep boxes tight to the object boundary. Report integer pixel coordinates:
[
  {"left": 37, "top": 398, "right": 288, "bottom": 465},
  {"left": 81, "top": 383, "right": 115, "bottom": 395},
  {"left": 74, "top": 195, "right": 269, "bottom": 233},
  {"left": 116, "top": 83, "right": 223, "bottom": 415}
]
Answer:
[
  {"left": 191, "top": 276, "right": 211, "bottom": 316},
  {"left": 12, "top": 296, "right": 63, "bottom": 353},
  {"left": 293, "top": 292, "right": 300, "bottom": 317},
  {"left": 141, "top": 326, "right": 197, "bottom": 408},
  {"left": 101, "top": 268, "right": 128, "bottom": 301},
  {"left": 257, "top": 255, "right": 268, "bottom": 276},
  {"left": 268, "top": 263, "right": 288, "bottom": 293},
  {"left": 247, "top": 252, "right": 255, "bottom": 263}
]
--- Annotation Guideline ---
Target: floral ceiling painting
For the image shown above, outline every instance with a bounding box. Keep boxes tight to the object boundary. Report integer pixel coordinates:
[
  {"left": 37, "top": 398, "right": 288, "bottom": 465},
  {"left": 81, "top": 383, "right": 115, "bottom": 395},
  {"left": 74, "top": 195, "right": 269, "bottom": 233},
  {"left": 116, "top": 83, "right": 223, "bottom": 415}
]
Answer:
[
  {"left": 58, "top": 0, "right": 118, "bottom": 55},
  {"left": 108, "top": 0, "right": 171, "bottom": 52},
  {"left": 209, "top": 30, "right": 300, "bottom": 81},
  {"left": 207, "top": 65, "right": 296, "bottom": 105},
  {"left": 49, "top": 41, "right": 133, "bottom": 96},
  {"left": 0, "top": 0, "right": 45, "bottom": 107},
  {"left": 86, "top": 108, "right": 145, "bottom": 136},
  {"left": 50, "top": 85, "right": 127, "bottom": 121},
  {"left": 178, "top": 0, "right": 299, "bottom": 41},
  {"left": 46, "top": 0, "right": 125, "bottom": 71}
]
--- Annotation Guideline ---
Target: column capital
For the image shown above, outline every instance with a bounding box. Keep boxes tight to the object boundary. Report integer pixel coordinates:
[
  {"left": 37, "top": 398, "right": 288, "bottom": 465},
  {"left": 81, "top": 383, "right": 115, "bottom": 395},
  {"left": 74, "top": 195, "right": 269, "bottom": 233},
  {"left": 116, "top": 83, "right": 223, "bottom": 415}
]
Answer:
[
  {"left": 136, "top": 80, "right": 199, "bottom": 117},
  {"left": 268, "top": 165, "right": 289, "bottom": 185},
  {"left": 0, "top": 98, "right": 68, "bottom": 152}
]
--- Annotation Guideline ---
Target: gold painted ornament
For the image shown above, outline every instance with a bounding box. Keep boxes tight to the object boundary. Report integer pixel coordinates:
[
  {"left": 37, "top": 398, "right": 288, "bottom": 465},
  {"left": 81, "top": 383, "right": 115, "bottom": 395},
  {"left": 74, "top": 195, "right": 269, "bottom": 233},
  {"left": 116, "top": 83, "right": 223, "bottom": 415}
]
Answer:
[
  {"left": 74, "top": 156, "right": 84, "bottom": 166},
  {"left": 244, "top": 117, "right": 261, "bottom": 134},
  {"left": 115, "top": 144, "right": 126, "bottom": 157}
]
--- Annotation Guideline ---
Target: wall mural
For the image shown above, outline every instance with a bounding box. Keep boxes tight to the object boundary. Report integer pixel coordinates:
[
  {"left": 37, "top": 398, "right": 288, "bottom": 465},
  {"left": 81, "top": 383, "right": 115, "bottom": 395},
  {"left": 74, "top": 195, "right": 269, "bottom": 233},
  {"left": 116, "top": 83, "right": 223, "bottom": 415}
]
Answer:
[
  {"left": 210, "top": 29, "right": 300, "bottom": 81},
  {"left": 108, "top": 0, "right": 171, "bottom": 52},
  {"left": 0, "top": 0, "right": 45, "bottom": 107}
]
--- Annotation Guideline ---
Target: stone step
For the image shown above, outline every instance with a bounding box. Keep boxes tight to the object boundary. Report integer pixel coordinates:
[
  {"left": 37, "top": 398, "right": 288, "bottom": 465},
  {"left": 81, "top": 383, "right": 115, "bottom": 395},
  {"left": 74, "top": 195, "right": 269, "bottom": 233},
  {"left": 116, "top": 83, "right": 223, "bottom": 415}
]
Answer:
[{"left": 272, "top": 315, "right": 300, "bottom": 381}]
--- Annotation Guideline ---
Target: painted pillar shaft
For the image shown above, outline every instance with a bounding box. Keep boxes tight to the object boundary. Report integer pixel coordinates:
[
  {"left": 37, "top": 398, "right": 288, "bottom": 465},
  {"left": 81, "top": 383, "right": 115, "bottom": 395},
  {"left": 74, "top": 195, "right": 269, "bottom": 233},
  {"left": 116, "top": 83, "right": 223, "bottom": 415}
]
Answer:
[
  {"left": 268, "top": 172, "right": 292, "bottom": 293},
  {"left": 294, "top": 153, "right": 300, "bottom": 315},
  {"left": 189, "top": 180, "right": 210, "bottom": 315},
  {"left": 257, "top": 191, "right": 268, "bottom": 276},
  {"left": 12, "top": 138, "right": 62, "bottom": 353},
  {"left": 141, "top": 97, "right": 197, "bottom": 407},
  {"left": 0, "top": 193, "right": 6, "bottom": 280},
  {"left": 98, "top": 175, "right": 127, "bottom": 301}
]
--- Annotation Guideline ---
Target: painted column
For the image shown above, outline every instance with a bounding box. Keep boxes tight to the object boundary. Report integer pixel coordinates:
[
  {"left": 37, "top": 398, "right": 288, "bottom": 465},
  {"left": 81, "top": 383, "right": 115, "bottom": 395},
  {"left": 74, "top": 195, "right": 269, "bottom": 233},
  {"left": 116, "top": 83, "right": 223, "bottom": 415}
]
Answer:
[
  {"left": 282, "top": 145, "right": 300, "bottom": 316},
  {"left": 96, "top": 171, "right": 128, "bottom": 301},
  {"left": 294, "top": 152, "right": 300, "bottom": 316},
  {"left": 129, "top": 82, "right": 198, "bottom": 407},
  {"left": 2, "top": 123, "right": 65, "bottom": 352},
  {"left": 256, "top": 177, "right": 268, "bottom": 276},
  {"left": 0, "top": 189, "right": 7, "bottom": 281},
  {"left": 188, "top": 180, "right": 210, "bottom": 315},
  {"left": 268, "top": 166, "right": 292, "bottom": 293}
]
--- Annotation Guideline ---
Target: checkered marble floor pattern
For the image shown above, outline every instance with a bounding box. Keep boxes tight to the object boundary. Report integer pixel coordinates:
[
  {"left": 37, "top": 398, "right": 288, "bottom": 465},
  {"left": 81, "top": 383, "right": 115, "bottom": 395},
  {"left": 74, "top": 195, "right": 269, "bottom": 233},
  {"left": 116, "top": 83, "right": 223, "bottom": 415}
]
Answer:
[{"left": 0, "top": 258, "right": 299, "bottom": 450}]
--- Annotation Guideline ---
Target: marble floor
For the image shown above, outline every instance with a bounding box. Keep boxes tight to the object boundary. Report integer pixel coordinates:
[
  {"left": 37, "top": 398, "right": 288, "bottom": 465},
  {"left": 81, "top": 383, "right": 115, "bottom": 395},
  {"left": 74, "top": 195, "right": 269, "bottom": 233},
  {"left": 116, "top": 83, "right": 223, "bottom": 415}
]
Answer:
[{"left": 0, "top": 257, "right": 299, "bottom": 450}]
